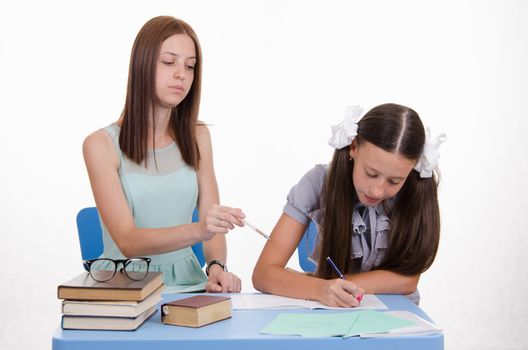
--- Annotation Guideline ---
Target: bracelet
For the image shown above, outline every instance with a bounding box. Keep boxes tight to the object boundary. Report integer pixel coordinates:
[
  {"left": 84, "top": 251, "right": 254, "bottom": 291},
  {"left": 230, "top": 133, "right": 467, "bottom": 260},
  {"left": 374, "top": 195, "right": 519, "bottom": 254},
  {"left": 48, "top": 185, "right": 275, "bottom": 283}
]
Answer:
[{"left": 206, "top": 260, "right": 227, "bottom": 276}]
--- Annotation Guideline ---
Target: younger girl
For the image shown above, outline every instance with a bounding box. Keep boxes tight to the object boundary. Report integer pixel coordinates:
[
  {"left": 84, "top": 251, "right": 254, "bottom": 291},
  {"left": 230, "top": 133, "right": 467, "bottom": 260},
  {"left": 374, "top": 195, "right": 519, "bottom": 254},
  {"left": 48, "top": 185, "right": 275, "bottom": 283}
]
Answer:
[{"left": 253, "top": 103, "right": 445, "bottom": 306}]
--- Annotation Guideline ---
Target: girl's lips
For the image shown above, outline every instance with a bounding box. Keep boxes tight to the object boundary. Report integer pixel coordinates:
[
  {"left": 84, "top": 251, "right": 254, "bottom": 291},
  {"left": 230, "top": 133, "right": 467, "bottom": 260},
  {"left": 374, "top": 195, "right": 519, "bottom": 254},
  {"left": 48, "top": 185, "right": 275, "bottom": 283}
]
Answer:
[
  {"left": 169, "top": 85, "right": 184, "bottom": 93},
  {"left": 364, "top": 194, "right": 381, "bottom": 205}
]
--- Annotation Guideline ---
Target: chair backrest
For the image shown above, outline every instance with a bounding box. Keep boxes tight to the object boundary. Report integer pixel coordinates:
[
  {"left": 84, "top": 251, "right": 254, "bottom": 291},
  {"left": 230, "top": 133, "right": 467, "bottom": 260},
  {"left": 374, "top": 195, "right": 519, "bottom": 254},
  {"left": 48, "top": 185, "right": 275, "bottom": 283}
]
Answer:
[
  {"left": 296, "top": 220, "right": 318, "bottom": 272},
  {"left": 76, "top": 207, "right": 104, "bottom": 260},
  {"left": 76, "top": 207, "right": 205, "bottom": 267},
  {"left": 190, "top": 209, "right": 205, "bottom": 266}
]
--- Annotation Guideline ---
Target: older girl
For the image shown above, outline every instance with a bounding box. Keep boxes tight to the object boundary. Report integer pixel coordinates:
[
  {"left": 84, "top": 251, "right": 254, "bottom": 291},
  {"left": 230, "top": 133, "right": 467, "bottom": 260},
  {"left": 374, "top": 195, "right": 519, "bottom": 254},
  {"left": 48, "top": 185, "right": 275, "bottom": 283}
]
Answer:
[{"left": 83, "top": 16, "right": 244, "bottom": 292}]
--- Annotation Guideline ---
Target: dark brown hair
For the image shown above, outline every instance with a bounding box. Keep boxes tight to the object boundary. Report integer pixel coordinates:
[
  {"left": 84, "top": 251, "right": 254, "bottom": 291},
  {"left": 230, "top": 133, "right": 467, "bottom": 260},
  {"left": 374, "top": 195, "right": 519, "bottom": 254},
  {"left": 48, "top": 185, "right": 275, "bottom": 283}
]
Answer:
[
  {"left": 119, "top": 16, "right": 202, "bottom": 168},
  {"left": 315, "top": 103, "right": 440, "bottom": 278}
]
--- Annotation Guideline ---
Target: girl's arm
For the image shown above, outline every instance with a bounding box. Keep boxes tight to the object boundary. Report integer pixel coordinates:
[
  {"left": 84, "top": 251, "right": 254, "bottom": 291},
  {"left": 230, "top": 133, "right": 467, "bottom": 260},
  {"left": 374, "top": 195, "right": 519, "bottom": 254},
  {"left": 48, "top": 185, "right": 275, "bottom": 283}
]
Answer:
[
  {"left": 347, "top": 270, "right": 420, "bottom": 295},
  {"left": 83, "top": 129, "right": 222, "bottom": 258},
  {"left": 253, "top": 213, "right": 362, "bottom": 307},
  {"left": 195, "top": 124, "right": 245, "bottom": 293}
]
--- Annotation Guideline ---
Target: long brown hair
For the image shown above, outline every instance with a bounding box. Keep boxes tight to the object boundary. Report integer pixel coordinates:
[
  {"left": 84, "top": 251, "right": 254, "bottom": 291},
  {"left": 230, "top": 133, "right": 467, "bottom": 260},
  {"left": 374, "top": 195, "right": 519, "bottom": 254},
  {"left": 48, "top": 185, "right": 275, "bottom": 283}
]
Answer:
[
  {"left": 119, "top": 16, "right": 202, "bottom": 168},
  {"left": 315, "top": 103, "right": 440, "bottom": 278}
]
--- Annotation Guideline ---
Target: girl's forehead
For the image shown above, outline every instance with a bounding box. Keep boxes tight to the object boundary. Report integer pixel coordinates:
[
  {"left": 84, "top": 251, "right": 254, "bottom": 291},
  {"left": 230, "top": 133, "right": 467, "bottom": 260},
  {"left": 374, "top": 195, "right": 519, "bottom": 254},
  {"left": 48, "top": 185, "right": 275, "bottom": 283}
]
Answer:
[
  {"left": 356, "top": 142, "right": 416, "bottom": 177},
  {"left": 160, "top": 34, "right": 196, "bottom": 56}
]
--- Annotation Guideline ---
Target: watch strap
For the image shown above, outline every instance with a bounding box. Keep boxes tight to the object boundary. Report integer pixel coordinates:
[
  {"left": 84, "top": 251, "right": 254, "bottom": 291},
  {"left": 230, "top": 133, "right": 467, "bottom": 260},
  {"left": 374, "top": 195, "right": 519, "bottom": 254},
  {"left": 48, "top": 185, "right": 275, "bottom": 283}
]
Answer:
[{"left": 206, "top": 260, "right": 227, "bottom": 276}]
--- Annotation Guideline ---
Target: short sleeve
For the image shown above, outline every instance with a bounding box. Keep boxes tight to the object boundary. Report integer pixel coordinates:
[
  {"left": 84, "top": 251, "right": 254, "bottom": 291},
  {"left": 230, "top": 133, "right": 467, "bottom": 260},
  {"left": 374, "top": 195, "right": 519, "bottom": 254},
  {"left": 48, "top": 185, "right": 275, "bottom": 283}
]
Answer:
[{"left": 283, "top": 164, "right": 327, "bottom": 225}]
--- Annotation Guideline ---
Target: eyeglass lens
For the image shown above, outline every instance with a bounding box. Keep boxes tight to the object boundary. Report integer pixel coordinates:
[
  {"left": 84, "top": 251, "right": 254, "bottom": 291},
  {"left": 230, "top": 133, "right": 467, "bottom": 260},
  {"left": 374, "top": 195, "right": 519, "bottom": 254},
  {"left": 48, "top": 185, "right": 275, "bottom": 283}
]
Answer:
[
  {"left": 123, "top": 258, "right": 149, "bottom": 281},
  {"left": 89, "top": 259, "right": 117, "bottom": 282}
]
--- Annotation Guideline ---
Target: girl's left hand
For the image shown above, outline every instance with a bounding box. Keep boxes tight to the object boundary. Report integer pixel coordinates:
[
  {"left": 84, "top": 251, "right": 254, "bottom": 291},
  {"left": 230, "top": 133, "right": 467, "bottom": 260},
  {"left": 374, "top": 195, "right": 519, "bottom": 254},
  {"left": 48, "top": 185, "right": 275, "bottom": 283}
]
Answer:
[{"left": 205, "top": 269, "right": 242, "bottom": 293}]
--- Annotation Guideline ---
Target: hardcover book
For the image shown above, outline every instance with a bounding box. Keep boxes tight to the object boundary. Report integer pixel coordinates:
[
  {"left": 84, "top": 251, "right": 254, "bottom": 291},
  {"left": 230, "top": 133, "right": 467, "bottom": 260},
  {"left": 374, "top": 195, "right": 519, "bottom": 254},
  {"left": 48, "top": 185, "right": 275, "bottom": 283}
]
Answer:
[
  {"left": 61, "top": 285, "right": 163, "bottom": 317},
  {"left": 57, "top": 271, "right": 163, "bottom": 301},
  {"left": 61, "top": 306, "right": 157, "bottom": 331},
  {"left": 161, "top": 295, "right": 231, "bottom": 328}
]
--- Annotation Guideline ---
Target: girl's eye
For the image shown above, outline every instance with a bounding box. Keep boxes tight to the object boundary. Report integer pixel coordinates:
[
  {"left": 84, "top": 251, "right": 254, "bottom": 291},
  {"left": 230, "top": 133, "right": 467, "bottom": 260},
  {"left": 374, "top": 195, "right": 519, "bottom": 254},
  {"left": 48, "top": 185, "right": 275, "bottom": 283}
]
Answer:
[
  {"left": 366, "top": 172, "right": 377, "bottom": 178},
  {"left": 186, "top": 65, "right": 195, "bottom": 70},
  {"left": 162, "top": 61, "right": 175, "bottom": 65},
  {"left": 389, "top": 180, "right": 401, "bottom": 185}
]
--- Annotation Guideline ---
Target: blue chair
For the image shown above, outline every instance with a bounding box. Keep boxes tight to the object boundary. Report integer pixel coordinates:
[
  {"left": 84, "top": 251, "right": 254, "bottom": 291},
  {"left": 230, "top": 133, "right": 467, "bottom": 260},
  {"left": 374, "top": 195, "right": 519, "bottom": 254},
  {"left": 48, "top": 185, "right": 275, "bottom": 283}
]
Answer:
[
  {"left": 297, "top": 220, "right": 318, "bottom": 272},
  {"left": 76, "top": 207, "right": 205, "bottom": 266}
]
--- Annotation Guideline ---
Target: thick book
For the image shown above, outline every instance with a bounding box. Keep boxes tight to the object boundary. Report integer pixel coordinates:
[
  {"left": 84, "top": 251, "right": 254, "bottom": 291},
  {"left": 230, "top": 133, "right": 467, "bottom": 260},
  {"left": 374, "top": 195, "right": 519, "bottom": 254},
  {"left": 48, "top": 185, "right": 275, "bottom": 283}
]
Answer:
[
  {"left": 61, "top": 285, "right": 162, "bottom": 317},
  {"left": 61, "top": 306, "right": 157, "bottom": 331},
  {"left": 161, "top": 295, "right": 231, "bottom": 328},
  {"left": 57, "top": 271, "right": 163, "bottom": 301}
]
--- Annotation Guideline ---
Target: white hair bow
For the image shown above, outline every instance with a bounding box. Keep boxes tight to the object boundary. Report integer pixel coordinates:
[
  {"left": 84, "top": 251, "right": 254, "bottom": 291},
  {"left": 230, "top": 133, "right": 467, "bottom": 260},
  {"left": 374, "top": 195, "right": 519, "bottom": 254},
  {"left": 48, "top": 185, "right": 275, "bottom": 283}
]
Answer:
[
  {"left": 414, "top": 128, "right": 447, "bottom": 178},
  {"left": 328, "top": 105, "right": 364, "bottom": 149}
]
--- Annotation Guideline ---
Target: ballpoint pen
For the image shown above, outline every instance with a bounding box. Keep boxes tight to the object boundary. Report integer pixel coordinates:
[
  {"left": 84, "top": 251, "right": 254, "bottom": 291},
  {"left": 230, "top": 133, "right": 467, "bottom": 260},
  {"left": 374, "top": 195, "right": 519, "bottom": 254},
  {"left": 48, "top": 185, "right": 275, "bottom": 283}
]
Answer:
[
  {"left": 326, "top": 256, "right": 363, "bottom": 302},
  {"left": 243, "top": 220, "right": 271, "bottom": 240}
]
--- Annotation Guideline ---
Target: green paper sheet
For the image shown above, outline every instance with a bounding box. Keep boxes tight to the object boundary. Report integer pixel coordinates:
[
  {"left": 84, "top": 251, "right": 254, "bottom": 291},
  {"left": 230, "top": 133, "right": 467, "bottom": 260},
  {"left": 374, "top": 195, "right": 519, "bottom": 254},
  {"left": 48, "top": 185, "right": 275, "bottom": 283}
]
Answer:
[
  {"left": 343, "top": 310, "right": 416, "bottom": 338},
  {"left": 260, "top": 310, "right": 417, "bottom": 338},
  {"left": 260, "top": 312, "right": 360, "bottom": 337}
]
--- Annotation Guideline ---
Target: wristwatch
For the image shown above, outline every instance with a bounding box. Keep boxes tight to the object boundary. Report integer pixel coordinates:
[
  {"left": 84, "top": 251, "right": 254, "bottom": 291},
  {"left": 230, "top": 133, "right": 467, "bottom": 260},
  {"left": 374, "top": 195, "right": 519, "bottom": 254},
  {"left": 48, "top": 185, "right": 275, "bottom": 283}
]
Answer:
[{"left": 206, "top": 260, "right": 227, "bottom": 276}]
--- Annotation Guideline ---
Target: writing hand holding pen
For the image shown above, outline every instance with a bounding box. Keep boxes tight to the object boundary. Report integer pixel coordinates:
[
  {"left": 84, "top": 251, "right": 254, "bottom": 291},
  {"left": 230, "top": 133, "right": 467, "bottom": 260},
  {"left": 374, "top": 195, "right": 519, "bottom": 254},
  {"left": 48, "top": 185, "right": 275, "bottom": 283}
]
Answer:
[{"left": 326, "top": 257, "right": 363, "bottom": 303}]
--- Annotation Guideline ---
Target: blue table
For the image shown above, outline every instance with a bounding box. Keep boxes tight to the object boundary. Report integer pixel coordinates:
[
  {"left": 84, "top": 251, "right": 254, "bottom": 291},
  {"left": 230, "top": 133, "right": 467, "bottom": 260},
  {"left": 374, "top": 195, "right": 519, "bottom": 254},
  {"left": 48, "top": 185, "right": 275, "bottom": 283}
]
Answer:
[{"left": 52, "top": 294, "right": 443, "bottom": 350}]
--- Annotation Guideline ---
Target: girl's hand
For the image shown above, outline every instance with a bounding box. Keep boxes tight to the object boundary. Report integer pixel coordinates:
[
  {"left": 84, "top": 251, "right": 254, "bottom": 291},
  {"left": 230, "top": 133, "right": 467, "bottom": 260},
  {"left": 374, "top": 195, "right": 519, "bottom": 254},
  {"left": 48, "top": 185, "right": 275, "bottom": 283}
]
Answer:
[
  {"left": 318, "top": 278, "right": 364, "bottom": 307},
  {"left": 205, "top": 270, "right": 242, "bottom": 293},
  {"left": 200, "top": 204, "right": 245, "bottom": 240}
]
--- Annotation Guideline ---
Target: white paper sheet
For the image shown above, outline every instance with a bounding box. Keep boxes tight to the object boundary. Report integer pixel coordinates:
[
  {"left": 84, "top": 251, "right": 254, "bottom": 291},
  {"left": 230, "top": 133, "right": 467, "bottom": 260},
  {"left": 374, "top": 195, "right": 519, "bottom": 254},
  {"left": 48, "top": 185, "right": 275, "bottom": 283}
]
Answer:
[
  {"left": 231, "top": 293, "right": 387, "bottom": 310},
  {"left": 161, "top": 282, "right": 207, "bottom": 294}
]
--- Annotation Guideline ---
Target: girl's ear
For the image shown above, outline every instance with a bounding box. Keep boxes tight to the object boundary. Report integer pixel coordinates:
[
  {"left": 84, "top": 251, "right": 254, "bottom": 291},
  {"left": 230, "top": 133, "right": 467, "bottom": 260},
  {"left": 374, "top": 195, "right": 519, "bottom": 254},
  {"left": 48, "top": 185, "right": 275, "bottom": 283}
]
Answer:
[{"left": 349, "top": 139, "right": 359, "bottom": 159}]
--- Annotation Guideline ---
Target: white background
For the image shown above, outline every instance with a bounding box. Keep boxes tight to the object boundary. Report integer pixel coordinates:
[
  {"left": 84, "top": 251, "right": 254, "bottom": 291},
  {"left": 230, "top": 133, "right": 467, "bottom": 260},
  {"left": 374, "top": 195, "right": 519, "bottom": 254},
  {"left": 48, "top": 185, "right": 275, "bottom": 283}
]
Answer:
[{"left": 1, "top": 1, "right": 527, "bottom": 349}]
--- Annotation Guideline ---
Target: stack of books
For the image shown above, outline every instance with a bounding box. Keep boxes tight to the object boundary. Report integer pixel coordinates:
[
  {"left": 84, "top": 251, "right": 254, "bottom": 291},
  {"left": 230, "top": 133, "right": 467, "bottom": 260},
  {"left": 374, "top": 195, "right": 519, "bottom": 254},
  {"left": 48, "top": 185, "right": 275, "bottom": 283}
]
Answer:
[{"left": 57, "top": 271, "right": 163, "bottom": 331}]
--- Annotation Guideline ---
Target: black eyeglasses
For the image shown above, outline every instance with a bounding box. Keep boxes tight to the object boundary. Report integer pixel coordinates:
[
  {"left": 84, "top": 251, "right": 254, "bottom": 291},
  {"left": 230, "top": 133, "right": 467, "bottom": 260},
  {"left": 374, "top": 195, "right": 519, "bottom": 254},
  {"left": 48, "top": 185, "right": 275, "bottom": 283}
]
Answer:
[{"left": 83, "top": 257, "right": 151, "bottom": 282}]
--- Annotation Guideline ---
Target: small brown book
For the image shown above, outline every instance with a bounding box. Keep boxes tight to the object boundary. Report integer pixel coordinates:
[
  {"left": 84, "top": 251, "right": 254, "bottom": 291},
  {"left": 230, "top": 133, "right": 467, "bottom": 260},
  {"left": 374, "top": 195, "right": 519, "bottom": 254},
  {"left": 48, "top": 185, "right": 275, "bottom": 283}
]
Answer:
[
  {"left": 57, "top": 271, "right": 163, "bottom": 301},
  {"left": 161, "top": 295, "right": 232, "bottom": 327}
]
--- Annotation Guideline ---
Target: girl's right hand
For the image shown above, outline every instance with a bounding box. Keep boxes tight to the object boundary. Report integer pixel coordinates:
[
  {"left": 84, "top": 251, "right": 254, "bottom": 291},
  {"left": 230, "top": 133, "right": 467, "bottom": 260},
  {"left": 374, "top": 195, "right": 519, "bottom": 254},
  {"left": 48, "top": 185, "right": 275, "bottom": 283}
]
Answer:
[
  {"left": 318, "top": 278, "right": 364, "bottom": 308},
  {"left": 200, "top": 204, "right": 245, "bottom": 240}
]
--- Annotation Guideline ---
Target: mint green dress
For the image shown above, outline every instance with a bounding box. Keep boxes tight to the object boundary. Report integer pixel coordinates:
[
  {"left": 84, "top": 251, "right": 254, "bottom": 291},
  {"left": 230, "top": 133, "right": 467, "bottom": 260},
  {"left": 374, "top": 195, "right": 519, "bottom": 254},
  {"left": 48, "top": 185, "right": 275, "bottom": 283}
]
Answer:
[{"left": 97, "top": 124, "right": 207, "bottom": 287}]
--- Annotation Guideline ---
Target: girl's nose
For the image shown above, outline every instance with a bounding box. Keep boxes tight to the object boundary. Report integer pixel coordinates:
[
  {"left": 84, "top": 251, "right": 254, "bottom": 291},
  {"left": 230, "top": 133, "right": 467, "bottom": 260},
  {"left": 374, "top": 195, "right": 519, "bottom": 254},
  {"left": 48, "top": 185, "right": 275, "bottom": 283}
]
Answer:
[
  {"left": 369, "top": 182, "right": 384, "bottom": 199},
  {"left": 174, "top": 64, "right": 185, "bottom": 80}
]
